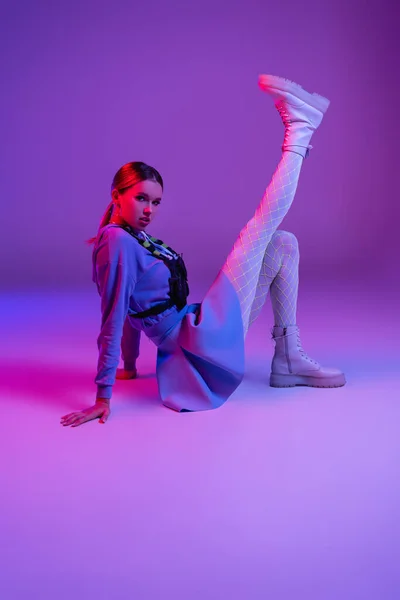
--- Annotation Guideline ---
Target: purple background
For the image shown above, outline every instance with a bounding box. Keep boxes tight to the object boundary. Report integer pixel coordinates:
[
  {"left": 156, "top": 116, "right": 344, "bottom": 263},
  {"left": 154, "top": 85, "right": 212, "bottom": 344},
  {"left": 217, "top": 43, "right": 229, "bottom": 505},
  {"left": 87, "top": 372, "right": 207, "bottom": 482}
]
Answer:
[
  {"left": 1, "top": 0, "right": 398, "bottom": 289},
  {"left": 1, "top": 2, "right": 399, "bottom": 600}
]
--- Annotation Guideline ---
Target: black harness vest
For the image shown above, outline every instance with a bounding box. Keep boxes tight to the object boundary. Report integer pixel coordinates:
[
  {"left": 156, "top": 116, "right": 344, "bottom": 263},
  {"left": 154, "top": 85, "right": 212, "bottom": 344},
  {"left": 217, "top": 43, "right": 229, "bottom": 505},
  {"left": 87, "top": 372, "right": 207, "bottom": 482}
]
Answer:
[{"left": 119, "top": 223, "right": 190, "bottom": 319}]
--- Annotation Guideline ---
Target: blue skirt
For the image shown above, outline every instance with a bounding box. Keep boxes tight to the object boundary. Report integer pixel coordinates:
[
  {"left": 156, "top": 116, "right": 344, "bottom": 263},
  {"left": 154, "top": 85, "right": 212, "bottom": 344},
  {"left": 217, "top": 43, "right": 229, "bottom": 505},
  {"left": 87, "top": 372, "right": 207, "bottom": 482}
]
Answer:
[{"left": 144, "top": 271, "right": 245, "bottom": 412}]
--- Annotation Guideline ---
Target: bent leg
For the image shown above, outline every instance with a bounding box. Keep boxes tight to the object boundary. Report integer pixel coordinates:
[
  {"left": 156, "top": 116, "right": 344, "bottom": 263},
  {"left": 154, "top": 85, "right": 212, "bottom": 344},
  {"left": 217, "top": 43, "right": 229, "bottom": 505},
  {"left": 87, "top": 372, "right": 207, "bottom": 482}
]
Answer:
[
  {"left": 242, "top": 229, "right": 346, "bottom": 388},
  {"left": 247, "top": 230, "right": 300, "bottom": 334}
]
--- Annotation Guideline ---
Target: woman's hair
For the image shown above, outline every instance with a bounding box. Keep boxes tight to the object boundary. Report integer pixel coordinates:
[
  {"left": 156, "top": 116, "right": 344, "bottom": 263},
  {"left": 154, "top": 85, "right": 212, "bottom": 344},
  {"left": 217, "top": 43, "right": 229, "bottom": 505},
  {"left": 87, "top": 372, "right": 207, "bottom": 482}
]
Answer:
[{"left": 86, "top": 161, "right": 163, "bottom": 245}]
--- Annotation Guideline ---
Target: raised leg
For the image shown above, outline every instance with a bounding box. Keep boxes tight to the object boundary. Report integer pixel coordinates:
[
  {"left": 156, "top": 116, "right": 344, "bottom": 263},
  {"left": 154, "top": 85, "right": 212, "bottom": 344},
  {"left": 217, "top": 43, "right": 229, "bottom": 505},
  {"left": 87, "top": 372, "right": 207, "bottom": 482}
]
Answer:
[
  {"left": 221, "top": 74, "right": 330, "bottom": 335},
  {"left": 222, "top": 150, "right": 303, "bottom": 334}
]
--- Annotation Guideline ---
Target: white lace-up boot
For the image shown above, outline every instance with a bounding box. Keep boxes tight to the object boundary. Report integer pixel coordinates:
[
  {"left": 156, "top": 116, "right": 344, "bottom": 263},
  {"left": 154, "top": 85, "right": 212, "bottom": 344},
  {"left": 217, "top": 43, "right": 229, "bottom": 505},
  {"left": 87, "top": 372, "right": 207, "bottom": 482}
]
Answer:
[
  {"left": 270, "top": 325, "right": 346, "bottom": 388},
  {"left": 258, "top": 74, "right": 330, "bottom": 158}
]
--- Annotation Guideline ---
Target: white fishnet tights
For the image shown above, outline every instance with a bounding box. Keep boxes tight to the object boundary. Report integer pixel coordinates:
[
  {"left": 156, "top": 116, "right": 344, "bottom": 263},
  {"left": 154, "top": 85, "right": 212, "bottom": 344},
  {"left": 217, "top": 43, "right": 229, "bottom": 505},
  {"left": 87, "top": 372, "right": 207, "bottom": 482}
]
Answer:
[
  {"left": 248, "top": 229, "right": 299, "bottom": 333},
  {"left": 221, "top": 151, "right": 303, "bottom": 335}
]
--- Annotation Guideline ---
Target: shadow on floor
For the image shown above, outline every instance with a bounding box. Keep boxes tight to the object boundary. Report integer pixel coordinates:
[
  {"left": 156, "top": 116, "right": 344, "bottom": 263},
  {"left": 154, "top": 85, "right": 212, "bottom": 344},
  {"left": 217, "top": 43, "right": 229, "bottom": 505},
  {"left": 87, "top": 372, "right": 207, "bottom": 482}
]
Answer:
[{"left": 0, "top": 359, "right": 161, "bottom": 411}]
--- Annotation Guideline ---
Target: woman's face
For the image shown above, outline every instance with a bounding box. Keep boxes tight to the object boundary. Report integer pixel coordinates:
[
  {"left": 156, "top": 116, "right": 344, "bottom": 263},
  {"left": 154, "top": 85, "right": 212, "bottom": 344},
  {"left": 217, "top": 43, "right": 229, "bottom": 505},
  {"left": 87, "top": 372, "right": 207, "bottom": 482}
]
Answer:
[{"left": 113, "top": 179, "right": 163, "bottom": 231}]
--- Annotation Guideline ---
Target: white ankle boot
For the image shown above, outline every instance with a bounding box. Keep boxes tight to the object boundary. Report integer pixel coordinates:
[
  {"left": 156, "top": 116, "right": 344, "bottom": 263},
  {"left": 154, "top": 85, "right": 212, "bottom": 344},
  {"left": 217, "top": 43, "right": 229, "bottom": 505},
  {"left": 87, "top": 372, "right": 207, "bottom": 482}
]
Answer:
[
  {"left": 270, "top": 325, "right": 346, "bottom": 388},
  {"left": 258, "top": 74, "right": 330, "bottom": 158}
]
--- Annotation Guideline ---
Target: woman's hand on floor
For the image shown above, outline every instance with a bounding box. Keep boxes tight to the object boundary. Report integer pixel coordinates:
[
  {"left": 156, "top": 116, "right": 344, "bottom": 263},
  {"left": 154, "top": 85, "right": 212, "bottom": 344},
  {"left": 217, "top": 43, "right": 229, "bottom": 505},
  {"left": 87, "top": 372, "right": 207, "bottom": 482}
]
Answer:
[
  {"left": 60, "top": 400, "right": 111, "bottom": 427},
  {"left": 116, "top": 368, "right": 137, "bottom": 380}
]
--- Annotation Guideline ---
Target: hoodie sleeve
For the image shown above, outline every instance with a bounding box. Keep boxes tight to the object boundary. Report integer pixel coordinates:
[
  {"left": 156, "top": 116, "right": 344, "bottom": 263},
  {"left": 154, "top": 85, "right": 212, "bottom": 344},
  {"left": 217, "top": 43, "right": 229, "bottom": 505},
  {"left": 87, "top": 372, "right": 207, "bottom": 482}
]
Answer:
[{"left": 94, "top": 228, "right": 136, "bottom": 399}]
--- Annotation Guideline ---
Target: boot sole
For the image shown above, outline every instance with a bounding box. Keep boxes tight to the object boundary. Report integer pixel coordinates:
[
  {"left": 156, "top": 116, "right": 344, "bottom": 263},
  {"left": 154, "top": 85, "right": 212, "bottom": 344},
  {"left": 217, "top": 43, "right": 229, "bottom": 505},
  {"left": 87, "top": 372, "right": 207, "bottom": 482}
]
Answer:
[
  {"left": 270, "top": 372, "right": 346, "bottom": 388},
  {"left": 258, "top": 74, "right": 330, "bottom": 114}
]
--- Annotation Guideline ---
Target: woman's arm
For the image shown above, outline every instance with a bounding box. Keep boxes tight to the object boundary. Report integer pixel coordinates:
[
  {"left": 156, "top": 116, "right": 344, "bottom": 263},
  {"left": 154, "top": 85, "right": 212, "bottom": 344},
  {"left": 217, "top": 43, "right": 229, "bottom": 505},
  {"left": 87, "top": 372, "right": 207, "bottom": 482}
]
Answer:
[
  {"left": 121, "top": 316, "right": 141, "bottom": 371},
  {"left": 60, "top": 229, "right": 136, "bottom": 427},
  {"left": 61, "top": 257, "right": 134, "bottom": 427},
  {"left": 95, "top": 259, "right": 135, "bottom": 399},
  {"left": 95, "top": 228, "right": 136, "bottom": 399}
]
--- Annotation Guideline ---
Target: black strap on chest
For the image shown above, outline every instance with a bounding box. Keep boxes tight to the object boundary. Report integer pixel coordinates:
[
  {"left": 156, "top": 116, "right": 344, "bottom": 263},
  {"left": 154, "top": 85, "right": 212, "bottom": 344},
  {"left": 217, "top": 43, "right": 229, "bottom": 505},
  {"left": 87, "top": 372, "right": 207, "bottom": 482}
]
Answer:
[{"left": 117, "top": 223, "right": 190, "bottom": 319}]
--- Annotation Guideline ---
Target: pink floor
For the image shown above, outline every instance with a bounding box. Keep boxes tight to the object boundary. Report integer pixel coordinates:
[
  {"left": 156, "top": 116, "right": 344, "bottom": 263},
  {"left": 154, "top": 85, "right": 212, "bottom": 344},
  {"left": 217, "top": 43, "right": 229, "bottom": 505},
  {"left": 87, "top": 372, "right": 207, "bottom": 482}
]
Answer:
[{"left": 1, "top": 278, "right": 399, "bottom": 599}]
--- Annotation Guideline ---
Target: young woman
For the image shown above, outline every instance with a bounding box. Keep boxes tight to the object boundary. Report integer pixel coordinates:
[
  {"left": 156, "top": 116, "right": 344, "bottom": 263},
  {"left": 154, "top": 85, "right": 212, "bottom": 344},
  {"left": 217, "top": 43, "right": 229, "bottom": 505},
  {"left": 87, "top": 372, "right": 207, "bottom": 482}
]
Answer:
[{"left": 61, "top": 74, "right": 345, "bottom": 427}]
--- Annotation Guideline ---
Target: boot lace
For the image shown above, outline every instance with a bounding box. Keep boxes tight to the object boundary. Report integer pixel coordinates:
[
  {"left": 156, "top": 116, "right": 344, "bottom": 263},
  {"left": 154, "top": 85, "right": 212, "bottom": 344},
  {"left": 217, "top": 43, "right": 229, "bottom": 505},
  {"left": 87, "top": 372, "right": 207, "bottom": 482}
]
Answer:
[
  {"left": 294, "top": 329, "right": 319, "bottom": 366},
  {"left": 276, "top": 101, "right": 292, "bottom": 125},
  {"left": 276, "top": 101, "right": 313, "bottom": 157},
  {"left": 276, "top": 102, "right": 292, "bottom": 146},
  {"left": 271, "top": 327, "right": 319, "bottom": 366}
]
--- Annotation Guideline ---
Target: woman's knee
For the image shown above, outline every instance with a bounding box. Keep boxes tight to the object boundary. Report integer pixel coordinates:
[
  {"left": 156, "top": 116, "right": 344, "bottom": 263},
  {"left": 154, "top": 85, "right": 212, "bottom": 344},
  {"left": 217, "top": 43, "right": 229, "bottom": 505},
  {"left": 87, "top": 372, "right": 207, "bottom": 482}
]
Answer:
[{"left": 271, "top": 229, "right": 299, "bottom": 251}]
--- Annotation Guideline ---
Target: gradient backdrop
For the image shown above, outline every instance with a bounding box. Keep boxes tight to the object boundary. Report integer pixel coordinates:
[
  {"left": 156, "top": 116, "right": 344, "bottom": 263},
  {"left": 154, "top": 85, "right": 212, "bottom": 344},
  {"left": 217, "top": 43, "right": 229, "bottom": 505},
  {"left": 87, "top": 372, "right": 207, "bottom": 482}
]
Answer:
[
  {"left": 1, "top": 0, "right": 398, "bottom": 288},
  {"left": 1, "top": 1, "right": 399, "bottom": 599}
]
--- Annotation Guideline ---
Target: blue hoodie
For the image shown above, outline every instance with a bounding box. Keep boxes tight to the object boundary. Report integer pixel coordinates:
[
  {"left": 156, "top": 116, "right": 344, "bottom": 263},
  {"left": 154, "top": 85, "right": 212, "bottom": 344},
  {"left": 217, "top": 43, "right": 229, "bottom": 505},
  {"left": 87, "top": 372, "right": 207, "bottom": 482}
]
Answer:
[{"left": 92, "top": 224, "right": 181, "bottom": 399}]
